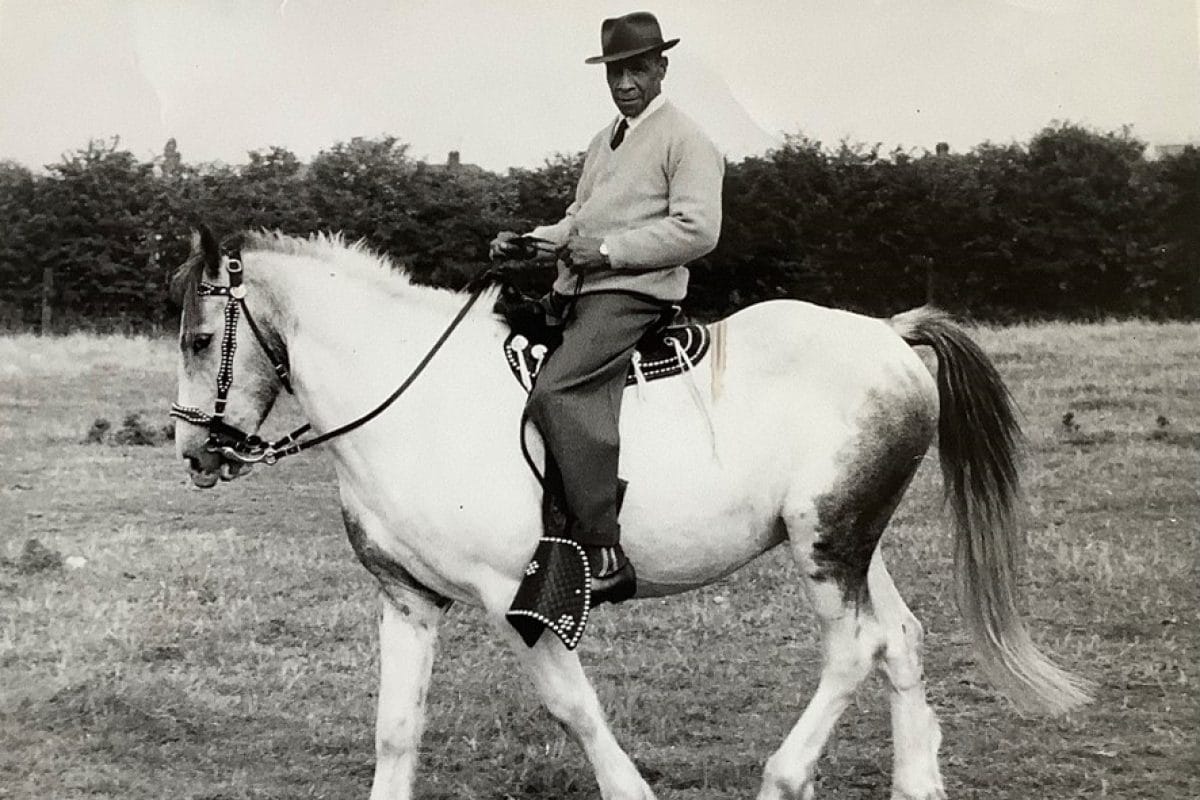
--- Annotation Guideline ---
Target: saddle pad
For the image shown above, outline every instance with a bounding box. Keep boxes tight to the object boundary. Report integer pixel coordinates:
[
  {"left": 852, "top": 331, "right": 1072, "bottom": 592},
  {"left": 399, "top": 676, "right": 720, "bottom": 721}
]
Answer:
[{"left": 503, "top": 323, "right": 710, "bottom": 392}]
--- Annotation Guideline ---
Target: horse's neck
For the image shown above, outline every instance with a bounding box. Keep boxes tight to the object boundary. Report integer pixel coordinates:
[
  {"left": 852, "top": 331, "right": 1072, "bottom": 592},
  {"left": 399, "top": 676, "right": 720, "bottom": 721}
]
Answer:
[{"left": 252, "top": 255, "right": 508, "bottom": 446}]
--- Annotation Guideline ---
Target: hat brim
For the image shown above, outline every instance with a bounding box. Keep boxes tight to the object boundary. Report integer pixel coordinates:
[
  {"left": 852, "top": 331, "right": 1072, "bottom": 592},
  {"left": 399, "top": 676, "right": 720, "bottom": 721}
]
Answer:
[{"left": 585, "top": 39, "right": 678, "bottom": 65}]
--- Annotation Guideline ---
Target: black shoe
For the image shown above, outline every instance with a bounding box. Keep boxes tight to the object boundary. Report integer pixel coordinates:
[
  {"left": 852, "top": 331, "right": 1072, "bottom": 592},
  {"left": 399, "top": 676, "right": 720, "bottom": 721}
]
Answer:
[
  {"left": 592, "top": 561, "right": 636, "bottom": 606},
  {"left": 586, "top": 544, "right": 637, "bottom": 607}
]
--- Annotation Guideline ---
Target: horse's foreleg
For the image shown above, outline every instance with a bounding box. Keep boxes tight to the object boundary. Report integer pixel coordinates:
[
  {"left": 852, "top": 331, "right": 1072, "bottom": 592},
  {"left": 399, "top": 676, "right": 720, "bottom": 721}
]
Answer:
[
  {"left": 868, "top": 555, "right": 946, "bottom": 800},
  {"left": 496, "top": 621, "right": 657, "bottom": 800},
  {"left": 368, "top": 590, "right": 441, "bottom": 800}
]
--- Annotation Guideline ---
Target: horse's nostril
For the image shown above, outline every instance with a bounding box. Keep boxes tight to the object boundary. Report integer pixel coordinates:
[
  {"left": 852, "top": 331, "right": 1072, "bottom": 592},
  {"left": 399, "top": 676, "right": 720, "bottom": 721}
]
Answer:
[{"left": 187, "top": 456, "right": 202, "bottom": 471}]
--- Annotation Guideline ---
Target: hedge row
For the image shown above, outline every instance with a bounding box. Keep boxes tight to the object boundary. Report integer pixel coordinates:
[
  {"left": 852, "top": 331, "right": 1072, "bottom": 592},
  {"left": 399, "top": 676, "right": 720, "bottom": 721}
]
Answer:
[{"left": 0, "top": 124, "right": 1195, "bottom": 331}]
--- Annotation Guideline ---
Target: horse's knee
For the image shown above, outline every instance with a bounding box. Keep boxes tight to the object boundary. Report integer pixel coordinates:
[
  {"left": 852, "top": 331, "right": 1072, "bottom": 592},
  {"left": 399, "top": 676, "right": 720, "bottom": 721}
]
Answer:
[
  {"left": 375, "top": 720, "right": 418, "bottom": 760},
  {"left": 540, "top": 690, "right": 597, "bottom": 737}
]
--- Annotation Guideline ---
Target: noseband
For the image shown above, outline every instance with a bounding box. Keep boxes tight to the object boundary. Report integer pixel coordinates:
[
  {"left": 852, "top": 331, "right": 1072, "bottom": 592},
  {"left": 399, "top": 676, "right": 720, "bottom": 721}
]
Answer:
[
  {"left": 170, "top": 251, "right": 496, "bottom": 467},
  {"left": 169, "top": 252, "right": 310, "bottom": 465}
]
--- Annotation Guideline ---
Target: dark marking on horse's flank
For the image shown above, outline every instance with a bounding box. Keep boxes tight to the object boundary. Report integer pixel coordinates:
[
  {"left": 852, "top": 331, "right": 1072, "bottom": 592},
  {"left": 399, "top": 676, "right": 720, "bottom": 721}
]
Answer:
[
  {"left": 341, "top": 506, "right": 453, "bottom": 611},
  {"left": 812, "top": 388, "right": 935, "bottom": 602}
]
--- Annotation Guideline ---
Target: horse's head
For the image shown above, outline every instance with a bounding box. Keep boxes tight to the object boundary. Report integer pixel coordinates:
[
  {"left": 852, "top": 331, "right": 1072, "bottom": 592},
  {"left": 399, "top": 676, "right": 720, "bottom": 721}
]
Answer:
[{"left": 170, "top": 227, "right": 290, "bottom": 488}]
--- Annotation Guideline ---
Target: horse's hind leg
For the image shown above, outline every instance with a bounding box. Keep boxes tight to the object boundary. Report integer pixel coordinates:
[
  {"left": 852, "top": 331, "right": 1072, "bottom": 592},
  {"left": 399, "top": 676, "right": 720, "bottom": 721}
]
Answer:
[
  {"left": 760, "top": 390, "right": 941, "bottom": 799},
  {"left": 757, "top": 544, "right": 944, "bottom": 800},
  {"left": 495, "top": 620, "right": 656, "bottom": 800},
  {"left": 869, "top": 554, "right": 946, "bottom": 800},
  {"left": 756, "top": 529, "right": 885, "bottom": 800}
]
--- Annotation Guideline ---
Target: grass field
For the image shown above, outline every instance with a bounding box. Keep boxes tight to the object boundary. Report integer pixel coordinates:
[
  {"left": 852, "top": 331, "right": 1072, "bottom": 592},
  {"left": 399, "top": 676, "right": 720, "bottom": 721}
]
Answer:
[{"left": 1, "top": 322, "right": 1196, "bottom": 799}]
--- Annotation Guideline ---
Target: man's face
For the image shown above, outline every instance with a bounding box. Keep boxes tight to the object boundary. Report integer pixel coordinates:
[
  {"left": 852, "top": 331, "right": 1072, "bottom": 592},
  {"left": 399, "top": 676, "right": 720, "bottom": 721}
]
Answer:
[{"left": 606, "top": 53, "right": 667, "bottom": 118}]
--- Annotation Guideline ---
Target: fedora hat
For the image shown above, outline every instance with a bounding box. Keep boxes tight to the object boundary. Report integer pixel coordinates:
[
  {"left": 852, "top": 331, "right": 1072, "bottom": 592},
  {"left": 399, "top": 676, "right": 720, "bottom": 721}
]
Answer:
[{"left": 584, "top": 12, "right": 679, "bottom": 64}]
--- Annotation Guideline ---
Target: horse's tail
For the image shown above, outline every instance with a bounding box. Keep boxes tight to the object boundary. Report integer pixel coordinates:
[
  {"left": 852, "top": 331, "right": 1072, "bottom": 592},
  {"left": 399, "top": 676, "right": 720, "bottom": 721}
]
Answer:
[{"left": 890, "top": 306, "right": 1092, "bottom": 715}]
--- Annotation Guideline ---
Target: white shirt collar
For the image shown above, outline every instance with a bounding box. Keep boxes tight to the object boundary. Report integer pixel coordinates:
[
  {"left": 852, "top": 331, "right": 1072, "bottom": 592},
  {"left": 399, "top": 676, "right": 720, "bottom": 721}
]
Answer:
[{"left": 615, "top": 94, "right": 667, "bottom": 135}]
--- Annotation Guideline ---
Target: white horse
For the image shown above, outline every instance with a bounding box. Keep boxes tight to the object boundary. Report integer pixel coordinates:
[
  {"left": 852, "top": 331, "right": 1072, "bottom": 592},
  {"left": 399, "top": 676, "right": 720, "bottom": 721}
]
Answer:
[{"left": 171, "top": 229, "right": 1089, "bottom": 800}]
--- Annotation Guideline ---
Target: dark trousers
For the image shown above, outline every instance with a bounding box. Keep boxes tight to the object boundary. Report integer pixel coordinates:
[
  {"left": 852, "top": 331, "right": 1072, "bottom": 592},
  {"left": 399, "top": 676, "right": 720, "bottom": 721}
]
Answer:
[{"left": 525, "top": 291, "right": 668, "bottom": 547}]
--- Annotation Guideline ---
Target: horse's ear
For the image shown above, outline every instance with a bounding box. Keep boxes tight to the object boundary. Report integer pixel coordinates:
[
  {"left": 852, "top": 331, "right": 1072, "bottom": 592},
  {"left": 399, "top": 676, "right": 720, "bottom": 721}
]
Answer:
[
  {"left": 170, "top": 228, "right": 209, "bottom": 306},
  {"left": 222, "top": 230, "right": 247, "bottom": 257},
  {"left": 187, "top": 229, "right": 203, "bottom": 259},
  {"left": 197, "top": 224, "right": 221, "bottom": 279}
]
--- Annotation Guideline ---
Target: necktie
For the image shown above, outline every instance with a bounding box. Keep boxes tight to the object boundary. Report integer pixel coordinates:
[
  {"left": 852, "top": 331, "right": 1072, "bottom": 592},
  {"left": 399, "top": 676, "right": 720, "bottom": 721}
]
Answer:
[{"left": 610, "top": 118, "right": 629, "bottom": 150}]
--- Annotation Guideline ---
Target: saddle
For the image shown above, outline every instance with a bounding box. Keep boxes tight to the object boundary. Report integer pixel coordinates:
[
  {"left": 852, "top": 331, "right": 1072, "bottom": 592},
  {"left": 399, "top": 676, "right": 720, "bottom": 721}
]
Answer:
[{"left": 494, "top": 284, "right": 711, "bottom": 393}]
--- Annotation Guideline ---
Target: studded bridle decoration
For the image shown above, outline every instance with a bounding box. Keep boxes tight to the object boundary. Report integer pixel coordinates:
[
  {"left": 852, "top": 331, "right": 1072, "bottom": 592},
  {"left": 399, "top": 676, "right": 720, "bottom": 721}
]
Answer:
[{"left": 171, "top": 251, "right": 496, "bottom": 467}]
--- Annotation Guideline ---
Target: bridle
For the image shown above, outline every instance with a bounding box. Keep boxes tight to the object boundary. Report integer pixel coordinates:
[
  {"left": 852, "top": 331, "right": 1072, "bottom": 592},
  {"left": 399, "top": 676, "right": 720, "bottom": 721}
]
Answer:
[
  {"left": 170, "top": 247, "right": 504, "bottom": 467},
  {"left": 169, "top": 251, "right": 306, "bottom": 465}
]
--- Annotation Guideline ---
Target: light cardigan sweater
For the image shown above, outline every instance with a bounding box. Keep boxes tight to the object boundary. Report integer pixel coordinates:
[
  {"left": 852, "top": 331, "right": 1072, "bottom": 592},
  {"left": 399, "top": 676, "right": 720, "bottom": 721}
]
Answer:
[{"left": 531, "top": 98, "right": 724, "bottom": 302}]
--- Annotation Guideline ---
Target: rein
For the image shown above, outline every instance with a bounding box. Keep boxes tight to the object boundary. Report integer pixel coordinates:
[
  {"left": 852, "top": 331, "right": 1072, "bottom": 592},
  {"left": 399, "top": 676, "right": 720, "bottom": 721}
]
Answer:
[{"left": 170, "top": 250, "right": 496, "bottom": 467}]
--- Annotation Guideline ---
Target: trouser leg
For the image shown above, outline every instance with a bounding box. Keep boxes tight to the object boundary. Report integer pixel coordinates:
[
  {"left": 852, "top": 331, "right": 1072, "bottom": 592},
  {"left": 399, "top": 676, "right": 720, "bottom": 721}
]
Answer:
[{"left": 525, "top": 292, "right": 666, "bottom": 548}]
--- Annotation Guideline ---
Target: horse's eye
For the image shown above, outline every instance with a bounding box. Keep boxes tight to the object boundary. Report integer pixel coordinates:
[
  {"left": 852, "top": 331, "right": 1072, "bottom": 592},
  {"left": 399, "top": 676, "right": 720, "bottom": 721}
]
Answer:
[{"left": 191, "top": 334, "right": 214, "bottom": 355}]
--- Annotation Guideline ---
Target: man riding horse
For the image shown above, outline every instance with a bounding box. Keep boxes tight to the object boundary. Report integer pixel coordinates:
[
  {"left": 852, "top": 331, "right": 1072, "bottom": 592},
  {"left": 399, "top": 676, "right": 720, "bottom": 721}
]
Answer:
[
  {"left": 490, "top": 11, "right": 724, "bottom": 636},
  {"left": 169, "top": 14, "right": 1090, "bottom": 800}
]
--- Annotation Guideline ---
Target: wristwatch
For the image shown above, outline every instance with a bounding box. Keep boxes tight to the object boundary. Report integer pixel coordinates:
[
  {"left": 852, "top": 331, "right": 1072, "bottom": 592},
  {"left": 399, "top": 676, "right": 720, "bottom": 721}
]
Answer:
[{"left": 598, "top": 241, "right": 610, "bottom": 266}]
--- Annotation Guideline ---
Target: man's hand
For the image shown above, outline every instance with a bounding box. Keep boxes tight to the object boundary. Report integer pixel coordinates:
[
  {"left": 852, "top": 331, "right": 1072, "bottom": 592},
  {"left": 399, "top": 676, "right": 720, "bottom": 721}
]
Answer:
[
  {"left": 565, "top": 233, "right": 608, "bottom": 275},
  {"left": 489, "top": 231, "right": 521, "bottom": 261}
]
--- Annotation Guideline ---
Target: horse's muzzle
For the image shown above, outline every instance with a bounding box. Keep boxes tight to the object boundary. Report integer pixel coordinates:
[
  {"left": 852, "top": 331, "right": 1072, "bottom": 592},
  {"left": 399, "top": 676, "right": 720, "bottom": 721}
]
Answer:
[{"left": 185, "top": 452, "right": 251, "bottom": 489}]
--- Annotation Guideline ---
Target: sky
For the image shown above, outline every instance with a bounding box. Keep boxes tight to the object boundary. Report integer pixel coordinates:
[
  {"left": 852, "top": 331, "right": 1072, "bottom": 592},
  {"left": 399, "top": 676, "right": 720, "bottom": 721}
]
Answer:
[{"left": 0, "top": 0, "right": 1197, "bottom": 172}]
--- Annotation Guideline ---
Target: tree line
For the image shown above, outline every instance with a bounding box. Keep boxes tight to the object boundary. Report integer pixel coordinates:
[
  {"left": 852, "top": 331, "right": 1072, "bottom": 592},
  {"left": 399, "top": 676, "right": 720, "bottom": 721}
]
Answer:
[{"left": 0, "top": 123, "right": 1195, "bottom": 331}]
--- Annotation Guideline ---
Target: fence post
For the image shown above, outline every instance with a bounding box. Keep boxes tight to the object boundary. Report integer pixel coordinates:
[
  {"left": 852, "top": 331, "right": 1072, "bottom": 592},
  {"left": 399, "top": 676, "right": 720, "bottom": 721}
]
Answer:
[{"left": 40, "top": 266, "right": 53, "bottom": 334}]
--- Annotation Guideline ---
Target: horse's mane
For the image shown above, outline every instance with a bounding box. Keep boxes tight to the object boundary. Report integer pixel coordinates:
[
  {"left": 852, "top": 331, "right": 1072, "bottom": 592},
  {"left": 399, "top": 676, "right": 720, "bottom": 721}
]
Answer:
[
  {"left": 243, "top": 230, "right": 403, "bottom": 274},
  {"left": 172, "top": 230, "right": 470, "bottom": 334},
  {"left": 244, "top": 231, "right": 477, "bottom": 312}
]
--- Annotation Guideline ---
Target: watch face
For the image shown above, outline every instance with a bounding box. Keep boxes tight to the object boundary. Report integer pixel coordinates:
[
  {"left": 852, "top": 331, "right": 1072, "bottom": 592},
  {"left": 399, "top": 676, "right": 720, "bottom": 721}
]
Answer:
[{"left": 599, "top": 243, "right": 609, "bottom": 256}]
